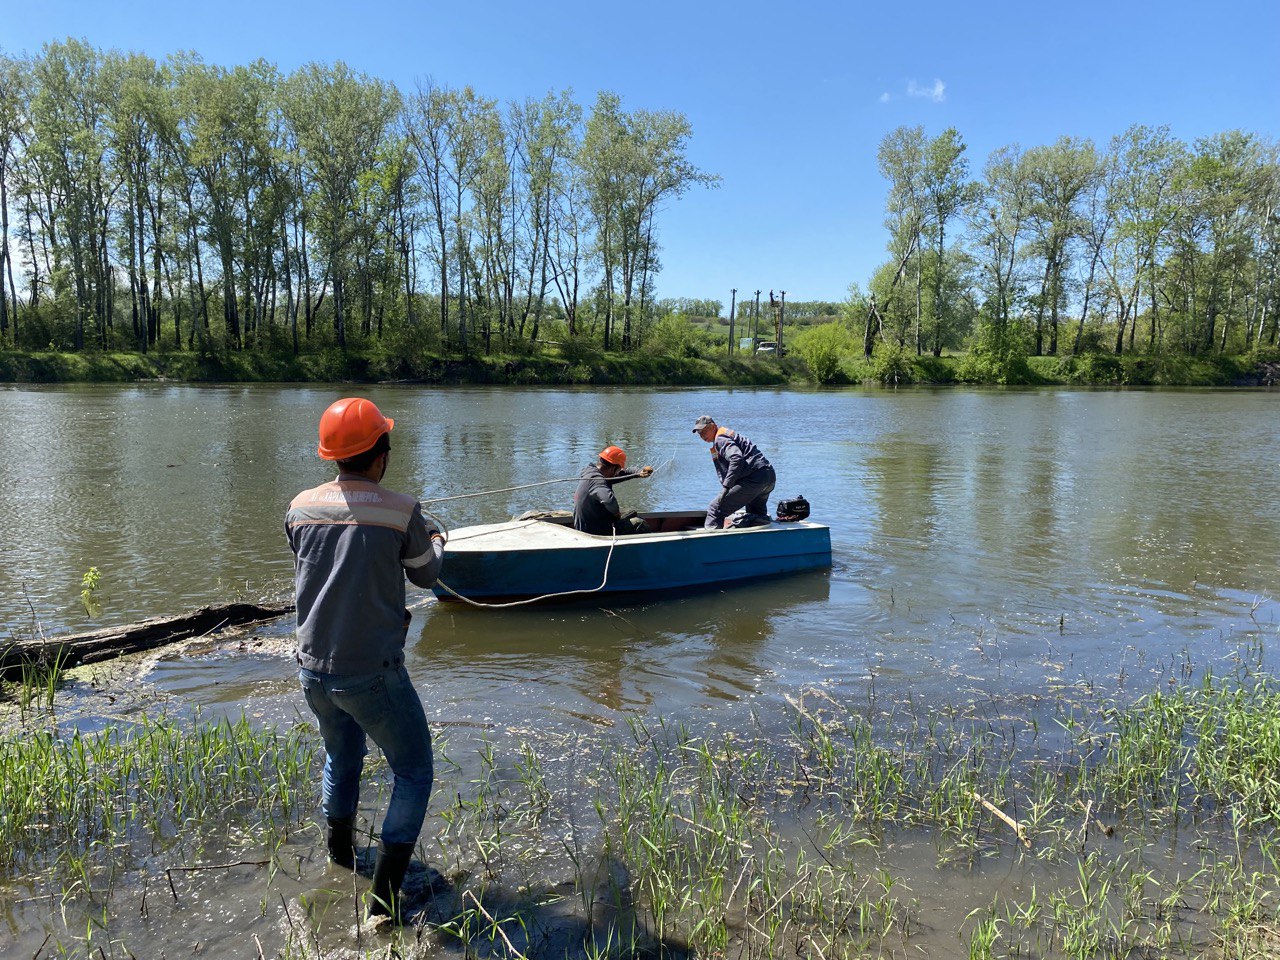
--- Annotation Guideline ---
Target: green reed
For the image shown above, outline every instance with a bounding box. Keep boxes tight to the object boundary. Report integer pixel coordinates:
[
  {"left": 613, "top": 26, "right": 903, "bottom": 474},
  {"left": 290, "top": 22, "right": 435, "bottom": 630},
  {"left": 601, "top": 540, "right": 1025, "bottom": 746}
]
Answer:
[
  {"left": 14, "top": 674, "right": 1280, "bottom": 959},
  {"left": 0, "top": 713, "right": 320, "bottom": 885}
]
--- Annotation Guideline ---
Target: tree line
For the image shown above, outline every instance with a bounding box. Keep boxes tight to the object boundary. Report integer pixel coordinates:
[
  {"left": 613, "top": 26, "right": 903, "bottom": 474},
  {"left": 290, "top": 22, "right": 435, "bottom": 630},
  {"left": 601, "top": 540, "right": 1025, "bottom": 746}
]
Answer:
[
  {"left": 2, "top": 40, "right": 1276, "bottom": 372},
  {"left": 866, "top": 124, "right": 1279, "bottom": 360},
  {"left": 0, "top": 40, "right": 717, "bottom": 355}
]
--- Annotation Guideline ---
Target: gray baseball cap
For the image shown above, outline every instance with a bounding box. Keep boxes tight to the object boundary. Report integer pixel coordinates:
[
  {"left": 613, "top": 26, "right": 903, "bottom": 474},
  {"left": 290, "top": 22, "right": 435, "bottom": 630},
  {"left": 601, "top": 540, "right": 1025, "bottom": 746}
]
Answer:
[{"left": 692, "top": 415, "right": 715, "bottom": 433}]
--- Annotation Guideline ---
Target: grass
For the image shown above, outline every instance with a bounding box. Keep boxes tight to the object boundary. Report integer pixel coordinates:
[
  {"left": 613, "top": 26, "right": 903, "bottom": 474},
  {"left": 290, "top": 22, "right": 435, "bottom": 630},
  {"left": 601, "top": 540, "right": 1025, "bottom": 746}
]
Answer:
[
  {"left": 0, "top": 345, "right": 794, "bottom": 386},
  {"left": 4, "top": 676, "right": 1280, "bottom": 957},
  {"left": 0, "top": 713, "right": 319, "bottom": 891},
  {"left": 4, "top": 344, "right": 1273, "bottom": 387}
]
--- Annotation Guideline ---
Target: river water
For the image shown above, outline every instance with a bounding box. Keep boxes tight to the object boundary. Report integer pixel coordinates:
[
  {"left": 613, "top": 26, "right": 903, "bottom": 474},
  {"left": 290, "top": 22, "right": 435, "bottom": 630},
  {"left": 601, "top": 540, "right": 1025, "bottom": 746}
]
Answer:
[
  {"left": 2, "top": 383, "right": 1279, "bottom": 957},
  {"left": 2, "top": 383, "right": 1278, "bottom": 728}
]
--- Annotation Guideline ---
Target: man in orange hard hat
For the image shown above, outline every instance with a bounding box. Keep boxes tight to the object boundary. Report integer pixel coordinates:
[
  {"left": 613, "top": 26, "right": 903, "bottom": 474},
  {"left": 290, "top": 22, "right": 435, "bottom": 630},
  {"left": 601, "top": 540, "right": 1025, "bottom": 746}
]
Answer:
[
  {"left": 572, "top": 445, "right": 654, "bottom": 536},
  {"left": 285, "top": 397, "right": 444, "bottom": 923}
]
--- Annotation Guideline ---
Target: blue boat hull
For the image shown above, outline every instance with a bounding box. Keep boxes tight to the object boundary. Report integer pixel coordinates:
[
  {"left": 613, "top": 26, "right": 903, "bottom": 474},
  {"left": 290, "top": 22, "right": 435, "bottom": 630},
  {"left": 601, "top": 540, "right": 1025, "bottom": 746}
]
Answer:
[{"left": 433, "top": 515, "right": 831, "bottom": 603}]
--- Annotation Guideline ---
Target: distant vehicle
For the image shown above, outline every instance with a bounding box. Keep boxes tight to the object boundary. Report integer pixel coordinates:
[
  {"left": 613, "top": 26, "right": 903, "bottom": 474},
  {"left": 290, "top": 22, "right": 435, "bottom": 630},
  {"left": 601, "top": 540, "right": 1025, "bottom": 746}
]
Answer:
[{"left": 756, "top": 340, "right": 780, "bottom": 356}]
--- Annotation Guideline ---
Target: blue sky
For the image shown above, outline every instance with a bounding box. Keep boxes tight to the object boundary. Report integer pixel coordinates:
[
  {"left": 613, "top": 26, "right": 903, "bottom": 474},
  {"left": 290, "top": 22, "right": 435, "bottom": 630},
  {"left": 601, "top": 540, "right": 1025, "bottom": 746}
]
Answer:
[{"left": 4, "top": 0, "right": 1279, "bottom": 304}]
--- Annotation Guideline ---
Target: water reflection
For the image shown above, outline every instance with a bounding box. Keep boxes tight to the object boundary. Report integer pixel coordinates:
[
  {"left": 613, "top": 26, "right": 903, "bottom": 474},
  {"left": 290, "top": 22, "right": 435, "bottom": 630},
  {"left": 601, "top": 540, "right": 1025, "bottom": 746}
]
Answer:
[
  {"left": 412, "top": 571, "right": 832, "bottom": 724},
  {"left": 2, "top": 384, "right": 1278, "bottom": 725}
]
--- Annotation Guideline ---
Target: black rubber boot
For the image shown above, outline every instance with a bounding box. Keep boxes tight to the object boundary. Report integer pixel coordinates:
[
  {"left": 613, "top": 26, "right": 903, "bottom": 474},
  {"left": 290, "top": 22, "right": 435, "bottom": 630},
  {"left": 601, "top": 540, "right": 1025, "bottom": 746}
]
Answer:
[
  {"left": 326, "top": 816, "right": 356, "bottom": 870},
  {"left": 368, "top": 841, "right": 415, "bottom": 922}
]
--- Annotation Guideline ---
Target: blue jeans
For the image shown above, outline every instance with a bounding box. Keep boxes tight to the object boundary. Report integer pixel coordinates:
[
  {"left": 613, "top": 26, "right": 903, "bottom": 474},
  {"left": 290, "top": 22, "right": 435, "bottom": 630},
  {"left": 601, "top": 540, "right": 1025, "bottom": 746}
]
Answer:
[
  {"left": 299, "top": 665, "right": 434, "bottom": 847},
  {"left": 706, "top": 465, "right": 777, "bottom": 528}
]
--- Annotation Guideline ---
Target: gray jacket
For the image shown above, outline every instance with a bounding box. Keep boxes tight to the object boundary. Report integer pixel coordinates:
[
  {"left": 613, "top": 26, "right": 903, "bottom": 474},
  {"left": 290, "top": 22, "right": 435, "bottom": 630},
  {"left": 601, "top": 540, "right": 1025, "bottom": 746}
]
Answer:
[
  {"left": 710, "top": 428, "right": 772, "bottom": 489},
  {"left": 286, "top": 474, "right": 443, "bottom": 674}
]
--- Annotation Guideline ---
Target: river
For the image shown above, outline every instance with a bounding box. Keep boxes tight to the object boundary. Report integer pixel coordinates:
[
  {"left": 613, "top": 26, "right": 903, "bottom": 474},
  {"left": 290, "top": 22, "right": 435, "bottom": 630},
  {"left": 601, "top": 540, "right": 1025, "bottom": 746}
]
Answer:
[
  {"left": 2, "top": 383, "right": 1278, "bottom": 732},
  {"left": 4, "top": 383, "right": 1280, "bottom": 958}
]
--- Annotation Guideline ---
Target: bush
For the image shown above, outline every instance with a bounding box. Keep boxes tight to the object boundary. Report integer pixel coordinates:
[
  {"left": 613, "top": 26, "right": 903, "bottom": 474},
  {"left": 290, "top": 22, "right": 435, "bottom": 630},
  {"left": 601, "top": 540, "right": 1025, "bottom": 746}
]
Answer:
[
  {"left": 1249, "top": 345, "right": 1280, "bottom": 386},
  {"left": 558, "top": 335, "right": 602, "bottom": 366},
  {"left": 957, "top": 320, "right": 1034, "bottom": 384},
  {"left": 11, "top": 302, "right": 79, "bottom": 351},
  {"left": 911, "top": 355, "right": 957, "bottom": 384},
  {"left": 1052, "top": 352, "right": 1124, "bottom": 384},
  {"left": 646, "top": 314, "right": 708, "bottom": 359},
  {"left": 792, "top": 322, "right": 851, "bottom": 383},
  {"left": 376, "top": 318, "right": 442, "bottom": 361},
  {"left": 869, "top": 341, "right": 915, "bottom": 385}
]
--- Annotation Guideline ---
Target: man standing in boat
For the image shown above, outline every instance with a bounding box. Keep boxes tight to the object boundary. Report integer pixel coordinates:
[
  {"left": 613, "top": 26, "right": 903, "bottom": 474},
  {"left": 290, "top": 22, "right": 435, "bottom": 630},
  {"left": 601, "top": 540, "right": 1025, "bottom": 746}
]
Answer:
[
  {"left": 573, "top": 445, "right": 654, "bottom": 535},
  {"left": 693, "top": 415, "right": 777, "bottom": 528},
  {"left": 286, "top": 397, "right": 443, "bottom": 923}
]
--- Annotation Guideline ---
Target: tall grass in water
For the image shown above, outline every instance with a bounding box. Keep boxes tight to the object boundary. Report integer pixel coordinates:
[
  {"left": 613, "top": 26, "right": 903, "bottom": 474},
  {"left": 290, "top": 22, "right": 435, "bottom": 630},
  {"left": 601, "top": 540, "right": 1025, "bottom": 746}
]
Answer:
[
  {"left": 0, "top": 713, "right": 320, "bottom": 892},
  {"left": 8, "top": 676, "right": 1280, "bottom": 959}
]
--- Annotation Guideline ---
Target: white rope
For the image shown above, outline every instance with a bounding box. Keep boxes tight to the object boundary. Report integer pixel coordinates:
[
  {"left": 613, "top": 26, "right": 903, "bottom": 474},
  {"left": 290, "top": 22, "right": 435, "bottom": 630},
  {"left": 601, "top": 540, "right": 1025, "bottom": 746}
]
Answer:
[
  {"left": 418, "top": 479, "right": 631, "bottom": 608},
  {"left": 421, "top": 477, "right": 582, "bottom": 505},
  {"left": 429, "top": 530, "right": 620, "bottom": 609}
]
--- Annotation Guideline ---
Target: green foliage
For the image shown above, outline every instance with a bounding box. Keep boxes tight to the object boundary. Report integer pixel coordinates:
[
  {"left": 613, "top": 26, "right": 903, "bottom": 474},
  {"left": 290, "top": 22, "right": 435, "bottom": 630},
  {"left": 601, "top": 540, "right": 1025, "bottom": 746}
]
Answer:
[
  {"left": 79, "top": 567, "right": 101, "bottom": 618},
  {"left": 957, "top": 320, "right": 1035, "bottom": 384},
  {"left": 1050, "top": 352, "right": 1125, "bottom": 384},
  {"left": 654, "top": 297, "right": 723, "bottom": 319},
  {"left": 557, "top": 335, "right": 603, "bottom": 366},
  {"left": 11, "top": 301, "right": 80, "bottom": 352},
  {"left": 910, "top": 354, "right": 958, "bottom": 383},
  {"left": 869, "top": 340, "right": 915, "bottom": 384},
  {"left": 1248, "top": 345, "right": 1280, "bottom": 385},
  {"left": 371, "top": 321, "right": 442, "bottom": 375},
  {"left": 1120, "top": 353, "right": 1244, "bottom": 386},
  {"left": 792, "top": 321, "right": 851, "bottom": 383},
  {"left": 0, "top": 343, "right": 1268, "bottom": 389},
  {"left": 645, "top": 314, "right": 709, "bottom": 359}
]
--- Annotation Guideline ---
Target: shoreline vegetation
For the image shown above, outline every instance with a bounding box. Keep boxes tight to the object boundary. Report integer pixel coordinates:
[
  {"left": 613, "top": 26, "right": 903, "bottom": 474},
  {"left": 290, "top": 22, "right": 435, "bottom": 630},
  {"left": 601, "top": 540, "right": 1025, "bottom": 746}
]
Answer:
[
  {"left": 2, "top": 344, "right": 1278, "bottom": 388},
  {"left": 2, "top": 662, "right": 1279, "bottom": 958},
  {"left": 0, "top": 44, "right": 1277, "bottom": 399}
]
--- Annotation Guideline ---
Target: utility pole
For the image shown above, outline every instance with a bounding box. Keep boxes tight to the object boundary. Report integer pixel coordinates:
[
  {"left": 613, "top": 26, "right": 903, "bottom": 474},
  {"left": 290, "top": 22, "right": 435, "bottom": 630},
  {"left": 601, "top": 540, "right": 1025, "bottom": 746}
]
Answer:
[
  {"left": 779, "top": 290, "right": 786, "bottom": 352},
  {"left": 752, "top": 289, "right": 761, "bottom": 345},
  {"left": 728, "top": 288, "right": 737, "bottom": 355}
]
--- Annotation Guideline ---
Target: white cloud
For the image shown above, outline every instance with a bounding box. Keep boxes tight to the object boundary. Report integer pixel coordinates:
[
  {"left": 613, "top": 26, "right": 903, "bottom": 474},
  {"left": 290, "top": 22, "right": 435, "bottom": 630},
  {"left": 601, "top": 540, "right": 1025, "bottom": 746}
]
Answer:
[
  {"left": 906, "top": 78, "right": 946, "bottom": 103},
  {"left": 879, "top": 91, "right": 891, "bottom": 103}
]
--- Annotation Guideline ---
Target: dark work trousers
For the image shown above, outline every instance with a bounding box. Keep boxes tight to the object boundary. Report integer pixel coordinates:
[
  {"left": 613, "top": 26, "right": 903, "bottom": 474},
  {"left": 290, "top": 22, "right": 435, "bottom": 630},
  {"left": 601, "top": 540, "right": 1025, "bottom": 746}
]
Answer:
[{"left": 705, "top": 465, "right": 776, "bottom": 528}]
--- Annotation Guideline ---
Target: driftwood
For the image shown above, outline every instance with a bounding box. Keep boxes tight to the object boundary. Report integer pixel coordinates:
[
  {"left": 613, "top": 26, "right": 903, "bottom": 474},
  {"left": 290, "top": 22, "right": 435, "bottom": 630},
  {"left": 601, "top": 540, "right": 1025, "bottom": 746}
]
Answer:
[
  {"left": 972, "top": 790, "right": 1032, "bottom": 849},
  {"left": 0, "top": 601, "right": 295, "bottom": 680}
]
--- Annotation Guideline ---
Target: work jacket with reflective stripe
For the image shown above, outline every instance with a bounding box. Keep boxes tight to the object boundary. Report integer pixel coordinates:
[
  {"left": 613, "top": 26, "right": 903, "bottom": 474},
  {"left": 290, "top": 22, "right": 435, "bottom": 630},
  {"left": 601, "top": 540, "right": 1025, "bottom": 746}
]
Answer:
[
  {"left": 710, "top": 428, "right": 772, "bottom": 490},
  {"left": 286, "top": 474, "right": 442, "bottom": 674}
]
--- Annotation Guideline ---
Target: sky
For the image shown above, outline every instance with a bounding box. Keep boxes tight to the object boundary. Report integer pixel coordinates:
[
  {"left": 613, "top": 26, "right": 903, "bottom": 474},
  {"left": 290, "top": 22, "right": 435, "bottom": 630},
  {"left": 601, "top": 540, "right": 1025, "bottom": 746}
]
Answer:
[{"left": 4, "top": 0, "right": 1279, "bottom": 305}]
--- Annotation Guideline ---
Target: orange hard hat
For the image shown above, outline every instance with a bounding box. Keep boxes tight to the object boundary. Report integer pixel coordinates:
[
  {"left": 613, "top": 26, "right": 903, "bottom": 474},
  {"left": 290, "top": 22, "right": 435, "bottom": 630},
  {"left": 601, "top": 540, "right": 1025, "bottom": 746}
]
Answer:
[
  {"left": 317, "top": 397, "right": 394, "bottom": 461},
  {"left": 599, "top": 445, "right": 627, "bottom": 468}
]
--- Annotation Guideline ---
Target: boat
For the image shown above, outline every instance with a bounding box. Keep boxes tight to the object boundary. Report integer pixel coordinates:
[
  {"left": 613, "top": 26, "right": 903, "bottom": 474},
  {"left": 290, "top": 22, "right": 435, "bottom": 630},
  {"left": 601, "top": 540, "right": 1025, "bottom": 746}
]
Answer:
[{"left": 433, "top": 510, "right": 832, "bottom": 604}]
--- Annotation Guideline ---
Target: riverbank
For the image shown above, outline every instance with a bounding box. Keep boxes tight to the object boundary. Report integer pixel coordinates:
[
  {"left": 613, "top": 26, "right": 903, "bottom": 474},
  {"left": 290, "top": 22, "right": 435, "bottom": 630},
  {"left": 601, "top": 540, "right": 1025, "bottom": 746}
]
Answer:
[
  {"left": 0, "top": 347, "right": 793, "bottom": 387},
  {"left": 2, "top": 346, "right": 1277, "bottom": 387},
  {"left": 3, "top": 662, "right": 1278, "bottom": 959}
]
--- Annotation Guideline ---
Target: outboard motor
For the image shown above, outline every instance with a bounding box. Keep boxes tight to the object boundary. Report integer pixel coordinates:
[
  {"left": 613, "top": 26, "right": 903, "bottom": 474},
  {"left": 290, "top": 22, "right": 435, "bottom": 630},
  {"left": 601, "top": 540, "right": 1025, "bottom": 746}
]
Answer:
[{"left": 775, "top": 495, "right": 810, "bottom": 522}]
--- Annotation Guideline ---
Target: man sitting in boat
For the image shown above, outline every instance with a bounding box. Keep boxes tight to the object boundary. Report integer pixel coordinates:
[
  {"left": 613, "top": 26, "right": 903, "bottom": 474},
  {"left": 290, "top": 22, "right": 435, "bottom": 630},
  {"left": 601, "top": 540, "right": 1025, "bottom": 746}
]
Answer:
[
  {"left": 573, "top": 445, "right": 654, "bottom": 536},
  {"left": 692, "top": 415, "right": 777, "bottom": 528}
]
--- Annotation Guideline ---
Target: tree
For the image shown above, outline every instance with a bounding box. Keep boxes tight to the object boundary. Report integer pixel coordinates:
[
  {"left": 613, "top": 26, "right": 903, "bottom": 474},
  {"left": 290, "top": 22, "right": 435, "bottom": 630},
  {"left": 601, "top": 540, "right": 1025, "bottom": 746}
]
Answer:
[
  {"left": 0, "top": 52, "right": 27, "bottom": 342},
  {"left": 28, "top": 39, "right": 118, "bottom": 348},
  {"left": 973, "top": 144, "right": 1034, "bottom": 336},
  {"left": 921, "top": 128, "right": 978, "bottom": 355},
  {"left": 876, "top": 126, "right": 926, "bottom": 351},
  {"left": 1022, "top": 137, "right": 1098, "bottom": 354},
  {"left": 510, "top": 91, "right": 580, "bottom": 344},
  {"left": 283, "top": 62, "right": 399, "bottom": 349},
  {"left": 1180, "top": 131, "right": 1261, "bottom": 352},
  {"left": 581, "top": 92, "right": 716, "bottom": 350}
]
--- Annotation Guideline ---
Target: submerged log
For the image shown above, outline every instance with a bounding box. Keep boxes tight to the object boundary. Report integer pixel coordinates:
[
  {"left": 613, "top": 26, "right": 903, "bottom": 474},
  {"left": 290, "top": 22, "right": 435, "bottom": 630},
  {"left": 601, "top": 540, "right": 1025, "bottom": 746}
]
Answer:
[{"left": 0, "top": 601, "right": 295, "bottom": 680}]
